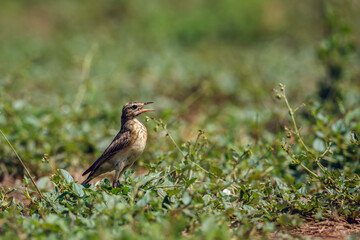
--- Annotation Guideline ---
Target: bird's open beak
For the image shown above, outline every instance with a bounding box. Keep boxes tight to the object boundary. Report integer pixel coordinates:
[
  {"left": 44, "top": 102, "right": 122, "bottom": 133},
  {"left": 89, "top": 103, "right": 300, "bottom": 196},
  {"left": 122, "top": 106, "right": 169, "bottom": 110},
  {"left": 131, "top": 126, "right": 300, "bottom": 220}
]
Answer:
[{"left": 140, "top": 102, "right": 154, "bottom": 113}]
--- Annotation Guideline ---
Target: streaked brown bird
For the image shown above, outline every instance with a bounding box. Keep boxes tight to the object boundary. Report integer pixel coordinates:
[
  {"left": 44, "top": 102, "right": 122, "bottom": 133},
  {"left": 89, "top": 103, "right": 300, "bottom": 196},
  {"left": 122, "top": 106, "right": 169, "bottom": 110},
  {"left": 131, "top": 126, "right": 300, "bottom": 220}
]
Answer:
[{"left": 82, "top": 101, "right": 154, "bottom": 187}]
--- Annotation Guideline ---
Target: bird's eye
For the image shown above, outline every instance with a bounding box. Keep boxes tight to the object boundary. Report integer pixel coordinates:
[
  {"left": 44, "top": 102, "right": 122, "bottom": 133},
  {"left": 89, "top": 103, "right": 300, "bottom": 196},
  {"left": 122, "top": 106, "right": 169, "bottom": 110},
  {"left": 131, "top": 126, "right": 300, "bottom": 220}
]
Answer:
[{"left": 132, "top": 105, "right": 137, "bottom": 109}]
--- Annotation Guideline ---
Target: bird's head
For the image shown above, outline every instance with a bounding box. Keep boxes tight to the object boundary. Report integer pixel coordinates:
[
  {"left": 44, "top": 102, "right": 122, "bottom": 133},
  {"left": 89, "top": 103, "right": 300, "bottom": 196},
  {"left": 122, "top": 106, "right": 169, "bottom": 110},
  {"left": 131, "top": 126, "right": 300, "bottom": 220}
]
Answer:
[{"left": 121, "top": 101, "right": 154, "bottom": 122}]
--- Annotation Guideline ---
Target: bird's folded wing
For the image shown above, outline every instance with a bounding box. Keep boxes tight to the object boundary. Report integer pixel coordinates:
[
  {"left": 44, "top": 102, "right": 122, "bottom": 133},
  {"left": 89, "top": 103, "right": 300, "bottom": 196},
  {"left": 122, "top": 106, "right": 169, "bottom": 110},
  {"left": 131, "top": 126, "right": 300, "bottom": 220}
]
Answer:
[{"left": 82, "top": 129, "right": 133, "bottom": 176}]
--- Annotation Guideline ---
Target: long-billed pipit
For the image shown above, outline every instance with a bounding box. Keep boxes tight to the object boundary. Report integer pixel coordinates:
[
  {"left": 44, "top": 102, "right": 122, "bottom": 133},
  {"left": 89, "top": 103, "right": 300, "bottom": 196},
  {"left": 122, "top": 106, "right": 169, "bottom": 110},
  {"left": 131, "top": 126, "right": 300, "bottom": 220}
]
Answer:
[{"left": 82, "top": 101, "right": 154, "bottom": 187}]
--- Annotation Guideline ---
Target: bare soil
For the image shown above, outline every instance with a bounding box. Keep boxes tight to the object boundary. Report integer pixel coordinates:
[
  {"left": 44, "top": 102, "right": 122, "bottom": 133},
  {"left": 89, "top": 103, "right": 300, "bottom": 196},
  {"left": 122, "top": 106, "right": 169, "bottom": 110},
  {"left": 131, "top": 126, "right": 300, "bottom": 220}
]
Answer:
[{"left": 288, "top": 217, "right": 360, "bottom": 240}]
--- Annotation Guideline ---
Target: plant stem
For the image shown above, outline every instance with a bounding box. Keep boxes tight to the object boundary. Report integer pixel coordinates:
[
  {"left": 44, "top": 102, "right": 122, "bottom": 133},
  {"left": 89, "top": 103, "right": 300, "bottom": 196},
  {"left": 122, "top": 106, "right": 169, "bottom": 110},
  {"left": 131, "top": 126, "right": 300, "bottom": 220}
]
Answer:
[
  {"left": 165, "top": 126, "right": 219, "bottom": 179},
  {"left": 287, "top": 150, "right": 319, "bottom": 179},
  {"left": 151, "top": 118, "right": 222, "bottom": 180},
  {"left": 280, "top": 86, "right": 334, "bottom": 183},
  {"left": 0, "top": 129, "right": 60, "bottom": 215},
  {"left": 282, "top": 91, "right": 311, "bottom": 154}
]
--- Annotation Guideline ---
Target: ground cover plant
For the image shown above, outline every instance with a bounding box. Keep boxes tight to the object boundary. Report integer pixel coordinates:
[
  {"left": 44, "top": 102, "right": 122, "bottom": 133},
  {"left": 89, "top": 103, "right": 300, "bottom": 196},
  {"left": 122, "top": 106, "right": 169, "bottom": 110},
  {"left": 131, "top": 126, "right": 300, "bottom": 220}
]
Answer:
[{"left": 1, "top": 0, "right": 360, "bottom": 239}]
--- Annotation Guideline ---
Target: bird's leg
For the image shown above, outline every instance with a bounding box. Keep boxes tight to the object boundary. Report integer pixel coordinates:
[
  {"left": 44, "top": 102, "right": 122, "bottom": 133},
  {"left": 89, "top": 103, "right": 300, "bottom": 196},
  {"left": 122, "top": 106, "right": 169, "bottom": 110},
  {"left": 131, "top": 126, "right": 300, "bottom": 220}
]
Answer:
[
  {"left": 113, "top": 161, "right": 125, "bottom": 188},
  {"left": 113, "top": 163, "right": 133, "bottom": 188},
  {"left": 115, "top": 166, "right": 130, "bottom": 187}
]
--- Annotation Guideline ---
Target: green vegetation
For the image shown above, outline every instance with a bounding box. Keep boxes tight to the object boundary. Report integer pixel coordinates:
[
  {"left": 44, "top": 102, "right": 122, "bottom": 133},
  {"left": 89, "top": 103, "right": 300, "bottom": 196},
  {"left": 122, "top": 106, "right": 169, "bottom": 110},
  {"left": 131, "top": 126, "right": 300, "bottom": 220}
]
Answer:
[{"left": 1, "top": 0, "right": 360, "bottom": 239}]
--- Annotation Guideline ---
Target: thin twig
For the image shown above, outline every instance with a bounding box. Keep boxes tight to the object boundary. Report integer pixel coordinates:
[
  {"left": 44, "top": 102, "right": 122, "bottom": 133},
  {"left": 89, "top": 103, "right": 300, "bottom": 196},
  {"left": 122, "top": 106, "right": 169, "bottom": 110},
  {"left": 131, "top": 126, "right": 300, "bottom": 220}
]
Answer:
[
  {"left": 282, "top": 90, "right": 312, "bottom": 154},
  {"left": 278, "top": 84, "right": 335, "bottom": 183},
  {"left": 282, "top": 145, "right": 319, "bottom": 179},
  {"left": 0, "top": 129, "right": 60, "bottom": 215}
]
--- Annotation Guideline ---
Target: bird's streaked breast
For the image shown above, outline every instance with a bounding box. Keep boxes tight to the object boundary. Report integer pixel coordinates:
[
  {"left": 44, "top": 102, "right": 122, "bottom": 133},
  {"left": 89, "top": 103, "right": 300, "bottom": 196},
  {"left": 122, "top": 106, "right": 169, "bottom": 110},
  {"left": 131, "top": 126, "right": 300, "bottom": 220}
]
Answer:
[{"left": 130, "top": 119, "right": 147, "bottom": 155}]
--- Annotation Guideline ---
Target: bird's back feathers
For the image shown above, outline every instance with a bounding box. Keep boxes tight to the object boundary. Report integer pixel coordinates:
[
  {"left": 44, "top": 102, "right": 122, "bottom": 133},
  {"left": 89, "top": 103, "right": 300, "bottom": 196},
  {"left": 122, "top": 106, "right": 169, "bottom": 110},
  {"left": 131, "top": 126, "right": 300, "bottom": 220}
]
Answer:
[{"left": 81, "top": 127, "right": 133, "bottom": 183}]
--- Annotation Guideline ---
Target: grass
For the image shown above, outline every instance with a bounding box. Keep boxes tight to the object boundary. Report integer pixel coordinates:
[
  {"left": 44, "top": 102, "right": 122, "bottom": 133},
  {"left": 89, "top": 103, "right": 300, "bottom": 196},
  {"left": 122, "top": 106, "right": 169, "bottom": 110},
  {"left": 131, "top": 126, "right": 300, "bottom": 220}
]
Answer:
[{"left": 1, "top": 1, "right": 360, "bottom": 239}]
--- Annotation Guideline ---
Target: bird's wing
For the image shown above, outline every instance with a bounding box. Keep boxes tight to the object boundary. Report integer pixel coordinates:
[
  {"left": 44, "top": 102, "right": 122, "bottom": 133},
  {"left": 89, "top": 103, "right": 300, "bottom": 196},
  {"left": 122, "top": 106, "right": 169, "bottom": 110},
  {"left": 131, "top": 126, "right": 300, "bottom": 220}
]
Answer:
[{"left": 82, "top": 129, "right": 133, "bottom": 177}]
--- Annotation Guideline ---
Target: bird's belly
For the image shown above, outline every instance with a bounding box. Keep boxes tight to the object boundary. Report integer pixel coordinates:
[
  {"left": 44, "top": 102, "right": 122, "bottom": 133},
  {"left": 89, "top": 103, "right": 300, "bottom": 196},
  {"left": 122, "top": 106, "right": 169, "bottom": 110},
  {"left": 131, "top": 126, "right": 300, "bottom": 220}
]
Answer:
[
  {"left": 112, "top": 128, "right": 147, "bottom": 167},
  {"left": 132, "top": 133, "right": 147, "bottom": 153}
]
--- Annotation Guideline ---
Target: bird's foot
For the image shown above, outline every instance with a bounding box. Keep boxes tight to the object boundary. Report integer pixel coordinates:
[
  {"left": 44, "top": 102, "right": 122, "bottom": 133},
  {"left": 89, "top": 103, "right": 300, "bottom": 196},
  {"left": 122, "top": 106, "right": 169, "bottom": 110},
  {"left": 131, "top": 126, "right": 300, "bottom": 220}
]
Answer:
[{"left": 112, "top": 181, "right": 120, "bottom": 188}]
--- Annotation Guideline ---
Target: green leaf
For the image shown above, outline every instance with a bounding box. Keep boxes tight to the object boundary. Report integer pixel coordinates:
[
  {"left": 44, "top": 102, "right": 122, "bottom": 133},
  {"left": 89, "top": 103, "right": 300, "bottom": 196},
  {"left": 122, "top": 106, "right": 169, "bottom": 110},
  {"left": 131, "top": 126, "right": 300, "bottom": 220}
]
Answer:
[
  {"left": 37, "top": 177, "right": 52, "bottom": 191},
  {"left": 201, "top": 217, "right": 217, "bottom": 233},
  {"left": 186, "top": 177, "right": 197, "bottom": 187},
  {"left": 165, "top": 188, "right": 181, "bottom": 197},
  {"left": 230, "top": 148, "right": 239, "bottom": 162},
  {"left": 101, "top": 178, "right": 111, "bottom": 186},
  {"left": 60, "top": 169, "right": 74, "bottom": 184},
  {"left": 331, "top": 120, "right": 346, "bottom": 133},
  {"left": 162, "top": 195, "right": 171, "bottom": 209},
  {"left": 23, "top": 175, "right": 31, "bottom": 186},
  {"left": 202, "top": 194, "right": 211, "bottom": 205},
  {"left": 111, "top": 188, "right": 122, "bottom": 195},
  {"left": 72, "top": 183, "right": 85, "bottom": 197},
  {"left": 312, "top": 138, "right": 326, "bottom": 152},
  {"left": 182, "top": 192, "right": 192, "bottom": 205},
  {"left": 5, "top": 188, "right": 15, "bottom": 195},
  {"left": 210, "top": 166, "right": 223, "bottom": 176},
  {"left": 136, "top": 191, "right": 151, "bottom": 207}
]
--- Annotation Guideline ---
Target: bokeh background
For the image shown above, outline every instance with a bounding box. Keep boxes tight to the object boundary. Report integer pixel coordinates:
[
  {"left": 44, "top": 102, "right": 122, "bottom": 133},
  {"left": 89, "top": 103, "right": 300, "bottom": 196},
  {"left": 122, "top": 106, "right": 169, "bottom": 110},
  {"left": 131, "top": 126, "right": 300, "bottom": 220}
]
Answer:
[{"left": 0, "top": 0, "right": 359, "bottom": 179}]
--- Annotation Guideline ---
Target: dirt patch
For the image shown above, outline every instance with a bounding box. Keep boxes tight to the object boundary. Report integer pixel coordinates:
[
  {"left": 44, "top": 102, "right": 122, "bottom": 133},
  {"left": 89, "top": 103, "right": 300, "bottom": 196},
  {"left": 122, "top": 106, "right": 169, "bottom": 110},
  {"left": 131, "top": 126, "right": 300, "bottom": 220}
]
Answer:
[
  {"left": 288, "top": 217, "right": 360, "bottom": 240},
  {"left": 1, "top": 176, "right": 30, "bottom": 205}
]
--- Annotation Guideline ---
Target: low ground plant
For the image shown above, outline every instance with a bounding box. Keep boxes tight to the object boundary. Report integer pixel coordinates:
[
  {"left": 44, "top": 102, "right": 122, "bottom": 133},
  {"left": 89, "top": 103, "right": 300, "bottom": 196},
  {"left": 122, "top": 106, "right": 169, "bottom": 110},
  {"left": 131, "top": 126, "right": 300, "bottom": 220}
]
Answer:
[{"left": 1, "top": 84, "right": 359, "bottom": 239}]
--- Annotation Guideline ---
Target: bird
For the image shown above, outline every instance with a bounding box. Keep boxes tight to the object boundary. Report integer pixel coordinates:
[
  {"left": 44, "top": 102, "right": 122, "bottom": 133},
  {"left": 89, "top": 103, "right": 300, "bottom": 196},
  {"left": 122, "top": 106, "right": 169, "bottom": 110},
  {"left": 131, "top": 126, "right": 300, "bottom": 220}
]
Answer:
[{"left": 81, "top": 101, "right": 154, "bottom": 187}]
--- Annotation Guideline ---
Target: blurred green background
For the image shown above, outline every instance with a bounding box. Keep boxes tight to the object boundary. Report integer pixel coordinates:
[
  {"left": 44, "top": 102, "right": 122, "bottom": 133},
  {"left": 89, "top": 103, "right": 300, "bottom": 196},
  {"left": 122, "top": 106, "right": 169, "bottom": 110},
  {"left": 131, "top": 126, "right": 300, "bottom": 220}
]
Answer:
[{"left": 0, "top": 0, "right": 359, "bottom": 179}]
